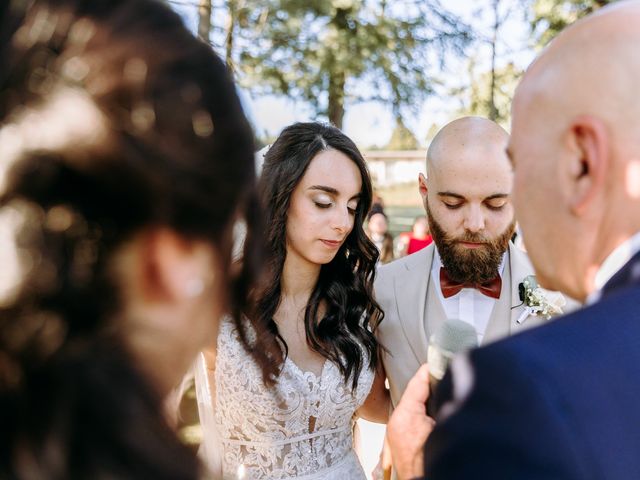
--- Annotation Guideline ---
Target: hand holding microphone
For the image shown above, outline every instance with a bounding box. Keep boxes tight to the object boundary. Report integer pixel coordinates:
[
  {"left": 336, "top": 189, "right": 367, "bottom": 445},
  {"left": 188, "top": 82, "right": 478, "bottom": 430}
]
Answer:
[
  {"left": 426, "top": 319, "right": 478, "bottom": 416},
  {"left": 385, "top": 363, "right": 433, "bottom": 480},
  {"left": 385, "top": 319, "right": 478, "bottom": 479}
]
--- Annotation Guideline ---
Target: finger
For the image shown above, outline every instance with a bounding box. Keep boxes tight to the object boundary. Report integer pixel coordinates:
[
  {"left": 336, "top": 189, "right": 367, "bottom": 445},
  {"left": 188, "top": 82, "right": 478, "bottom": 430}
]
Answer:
[
  {"left": 397, "top": 363, "right": 430, "bottom": 408},
  {"left": 382, "top": 433, "right": 392, "bottom": 470}
]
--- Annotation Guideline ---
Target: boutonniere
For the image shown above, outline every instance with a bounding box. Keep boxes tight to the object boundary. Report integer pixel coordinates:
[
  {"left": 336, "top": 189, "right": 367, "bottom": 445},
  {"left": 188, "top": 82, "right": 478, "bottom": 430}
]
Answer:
[{"left": 516, "top": 275, "right": 566, "bottom": 324}]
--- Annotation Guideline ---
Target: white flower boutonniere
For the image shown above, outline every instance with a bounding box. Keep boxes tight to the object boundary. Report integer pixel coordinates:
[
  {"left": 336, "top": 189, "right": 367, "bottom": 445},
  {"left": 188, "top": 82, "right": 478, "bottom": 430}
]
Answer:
[{"left": 516, "top": 275, "right": 566, "bottom": 324}]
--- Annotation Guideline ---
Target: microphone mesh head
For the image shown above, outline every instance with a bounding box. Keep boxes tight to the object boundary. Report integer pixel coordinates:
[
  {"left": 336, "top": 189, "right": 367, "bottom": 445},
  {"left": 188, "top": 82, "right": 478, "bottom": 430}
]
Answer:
[
  {"left": 428, "top": 319, "right": 478, "bottom": 381},
  {"left": 433, "top": 318, "right": 479, "bottom": 354}
]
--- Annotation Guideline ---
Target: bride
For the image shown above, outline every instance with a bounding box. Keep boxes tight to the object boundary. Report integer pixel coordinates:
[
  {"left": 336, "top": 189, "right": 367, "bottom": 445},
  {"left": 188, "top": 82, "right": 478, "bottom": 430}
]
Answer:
[{"left": 195, "top": 122, "right": 390, "bottom": 479}]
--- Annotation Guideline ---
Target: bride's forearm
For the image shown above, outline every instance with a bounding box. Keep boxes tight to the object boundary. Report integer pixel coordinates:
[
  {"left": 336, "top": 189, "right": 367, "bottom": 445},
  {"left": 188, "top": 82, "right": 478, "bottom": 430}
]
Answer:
[{"left": 357, "top": 364, "right": 391, "bottom": 423}]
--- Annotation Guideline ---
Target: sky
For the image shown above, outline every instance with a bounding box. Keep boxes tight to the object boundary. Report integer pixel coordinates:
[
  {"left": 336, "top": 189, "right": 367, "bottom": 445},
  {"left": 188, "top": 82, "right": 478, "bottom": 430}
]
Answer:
[{"left": 172, "top": 0, "right": 537, "bottom": 148}]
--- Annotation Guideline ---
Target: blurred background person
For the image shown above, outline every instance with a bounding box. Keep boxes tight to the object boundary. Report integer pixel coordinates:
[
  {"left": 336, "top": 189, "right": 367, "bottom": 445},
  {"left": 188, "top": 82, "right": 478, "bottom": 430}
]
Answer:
[
  {"left": 195, "top": 122, "right": 390, "bottom": 479},
  {"left": 396, "top": 215, "right": 432, "bottom": 258},
  {"left": 0, "top": 0, "right": 262, "bottom": 478},
  {"left": 371, "top": 191, "right": 385, "bottom": 212},
  {"left": 406, "top": 216, "right": 432, "bottom": 255},
  {"left": 367, "top": 207, "right": 395, "bottom": 264}
]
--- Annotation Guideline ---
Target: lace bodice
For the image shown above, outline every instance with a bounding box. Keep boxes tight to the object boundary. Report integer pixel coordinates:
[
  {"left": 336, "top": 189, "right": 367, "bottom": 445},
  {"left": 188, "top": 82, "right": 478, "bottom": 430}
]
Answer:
[{"left": 202, "top": 319, "right": 374, "bottom": 479}]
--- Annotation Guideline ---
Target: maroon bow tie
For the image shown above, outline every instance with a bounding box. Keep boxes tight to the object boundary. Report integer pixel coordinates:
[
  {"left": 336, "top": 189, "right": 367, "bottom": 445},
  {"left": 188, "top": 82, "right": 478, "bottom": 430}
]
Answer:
[{"left": 439, "top": 268, "right": 502, "bottom": 299}]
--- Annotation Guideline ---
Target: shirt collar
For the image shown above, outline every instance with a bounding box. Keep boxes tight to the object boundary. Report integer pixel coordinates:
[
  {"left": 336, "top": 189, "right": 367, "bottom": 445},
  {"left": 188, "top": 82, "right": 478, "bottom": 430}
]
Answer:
[{"left": 586, "top": 230, "right": 640, "bottom": 305}]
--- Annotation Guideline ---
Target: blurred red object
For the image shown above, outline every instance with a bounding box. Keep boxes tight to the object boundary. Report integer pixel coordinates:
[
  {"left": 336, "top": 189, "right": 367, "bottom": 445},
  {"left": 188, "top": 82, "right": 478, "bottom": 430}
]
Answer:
[{"left": 407, "top": 235, "right": 432, "bottom": 254}]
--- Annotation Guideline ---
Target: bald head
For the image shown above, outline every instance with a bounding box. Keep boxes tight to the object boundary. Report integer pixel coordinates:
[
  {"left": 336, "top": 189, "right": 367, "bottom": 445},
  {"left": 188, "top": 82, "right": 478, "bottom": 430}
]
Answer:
[
  {"left": 515, "top": 1, "right": 640, "bottom": 152},
  {"left": 427, "top": 117, "right": 509, "bottom": 172},
  {"left": 509, "top": 0, "right": 640, "bottom": 301}
]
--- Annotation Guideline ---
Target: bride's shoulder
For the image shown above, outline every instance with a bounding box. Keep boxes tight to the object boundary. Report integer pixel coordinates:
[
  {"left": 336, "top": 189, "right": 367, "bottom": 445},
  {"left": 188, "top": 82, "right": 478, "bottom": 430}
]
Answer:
[{"left": 218, "top": 316, "right": 258, "bottom": 348}]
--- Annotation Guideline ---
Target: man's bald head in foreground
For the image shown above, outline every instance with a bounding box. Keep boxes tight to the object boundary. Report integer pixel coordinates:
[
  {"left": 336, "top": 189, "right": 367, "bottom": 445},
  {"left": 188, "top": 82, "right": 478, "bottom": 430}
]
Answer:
[
  {"left": 508, "top": 0, "right": 640, "bottom": 301},
  {"left": 420, "top": 116, "right": 515, "bottom": 284}
]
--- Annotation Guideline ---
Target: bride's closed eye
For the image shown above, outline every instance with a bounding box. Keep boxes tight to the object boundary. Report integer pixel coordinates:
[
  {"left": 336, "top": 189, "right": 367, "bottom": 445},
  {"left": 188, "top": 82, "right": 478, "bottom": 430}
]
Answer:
[{"left": 312, "top": 194, "right": 334, "bottom": 209}]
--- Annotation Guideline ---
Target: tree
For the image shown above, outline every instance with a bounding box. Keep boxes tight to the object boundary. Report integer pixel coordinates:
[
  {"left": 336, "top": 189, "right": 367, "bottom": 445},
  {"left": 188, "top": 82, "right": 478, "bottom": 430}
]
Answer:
[
  {"left": 386, "top": 117, "right": 419, "bottom": 150},
  {"left": 446, "top": 0, "right": 525, "bottom": 127},
  {"left": 530, "top": 0, "right": 615, "bottom": 47},
  {"left": 487, "top": 0, "right": 504, "bottom": 121},
  {"left": 424, "top": 122, "right": 439, "bottom": 143},
  {"left": 220, "top": 0, "right": 471, "bottom": 129},
  {"left": 193, "top": 0, "right": 245, "bottom": 69},
  {"left": 451, "top": 58, "right": 522, "bottom": 127},
  {"left": 474, "top": 0, "right": 520, "bottom": 122},
  {"left": 198, "top": 0, "right": 212, "bottom": 44}
]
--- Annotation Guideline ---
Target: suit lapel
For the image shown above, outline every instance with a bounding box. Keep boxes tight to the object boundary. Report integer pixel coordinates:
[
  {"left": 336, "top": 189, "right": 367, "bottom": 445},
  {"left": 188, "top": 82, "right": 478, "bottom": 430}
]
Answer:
[
  {"left": 393, "top": 245, "right": 434, "bottom": 364},
  {"left": 424, "top": 273, "right": 449, "bottom": 349},
  {"left": 482, "top": 244, "right": 542, "bottom": 344},
  {"left": 482, "top": 252, "right": 513, "bottom": 345}
]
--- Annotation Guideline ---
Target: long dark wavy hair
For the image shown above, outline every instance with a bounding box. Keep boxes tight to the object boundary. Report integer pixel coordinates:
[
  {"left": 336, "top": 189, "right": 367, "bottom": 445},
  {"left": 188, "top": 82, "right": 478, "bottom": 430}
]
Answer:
[
  {"left": 0, "top": 0, "right": 262, "bottom": 478},
  {"left": 247, "top": 122, "right": 383, "bottom": 390}
]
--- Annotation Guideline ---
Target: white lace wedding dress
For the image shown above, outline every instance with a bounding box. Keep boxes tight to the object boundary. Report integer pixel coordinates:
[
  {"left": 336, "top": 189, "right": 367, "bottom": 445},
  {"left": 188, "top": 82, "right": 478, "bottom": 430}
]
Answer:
[{"left": 194, "top": 319, "right": 374, "bottom": 480}]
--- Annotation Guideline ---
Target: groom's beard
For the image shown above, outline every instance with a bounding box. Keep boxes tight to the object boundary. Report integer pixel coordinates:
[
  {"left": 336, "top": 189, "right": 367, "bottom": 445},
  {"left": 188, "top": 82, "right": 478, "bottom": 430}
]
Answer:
[{"left": 427, "top": 202, "right": 515, "bottom": 284}]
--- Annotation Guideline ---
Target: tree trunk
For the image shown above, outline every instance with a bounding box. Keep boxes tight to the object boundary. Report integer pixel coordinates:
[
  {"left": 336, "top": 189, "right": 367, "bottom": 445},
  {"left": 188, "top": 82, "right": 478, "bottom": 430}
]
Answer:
[
  {"left": 225, "top": 0, "right": 237, "bottom": 71},
  {"left": 327, "top": 7, "right": 349, "bottom": 129},
  {"left": 488, "top": 0, "right": 499, "bottom": 121},
  {"left": 328, "top": 70, "right": 345, "bottom": 129},
  {"left": 198, "top": 0, "right": 212, "bottom": 44}
]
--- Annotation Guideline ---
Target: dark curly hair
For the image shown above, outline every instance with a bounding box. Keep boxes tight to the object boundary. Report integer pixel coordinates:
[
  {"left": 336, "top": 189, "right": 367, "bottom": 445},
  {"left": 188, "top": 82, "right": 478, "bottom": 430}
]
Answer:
[
  {"left": 0, "top": 0, "right": 262, "bottom": 478},
  {"left": 248, "top": 122, "right": 384, "bottom": 390}
]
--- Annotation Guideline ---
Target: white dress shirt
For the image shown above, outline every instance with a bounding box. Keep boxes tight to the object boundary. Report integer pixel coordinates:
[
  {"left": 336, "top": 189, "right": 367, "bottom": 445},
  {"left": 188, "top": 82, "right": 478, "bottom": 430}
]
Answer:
[
  {"left": 586, "top": 230, "right": 640, "bottom": 305},
  {"left": 431, "top": 250, "right": 506, "bottom": 344}
]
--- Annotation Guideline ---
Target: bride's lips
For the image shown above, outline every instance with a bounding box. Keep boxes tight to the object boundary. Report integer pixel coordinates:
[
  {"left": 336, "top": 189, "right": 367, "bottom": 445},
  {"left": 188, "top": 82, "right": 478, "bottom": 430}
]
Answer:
[{"left": 321, "top": 239, "right": 342, "bottom": 249}]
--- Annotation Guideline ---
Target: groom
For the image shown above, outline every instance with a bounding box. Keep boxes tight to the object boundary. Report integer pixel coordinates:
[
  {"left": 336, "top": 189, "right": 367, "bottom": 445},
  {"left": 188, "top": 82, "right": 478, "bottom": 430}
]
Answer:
[{"left": 374, "top": 116, "right": 568, "bottom": 407}]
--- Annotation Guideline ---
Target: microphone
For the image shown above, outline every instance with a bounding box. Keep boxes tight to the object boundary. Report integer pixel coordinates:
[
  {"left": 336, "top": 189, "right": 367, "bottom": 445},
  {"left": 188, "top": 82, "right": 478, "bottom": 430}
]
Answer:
[{"left": 426, "top": 319, "right": 478, "bottom": 416}]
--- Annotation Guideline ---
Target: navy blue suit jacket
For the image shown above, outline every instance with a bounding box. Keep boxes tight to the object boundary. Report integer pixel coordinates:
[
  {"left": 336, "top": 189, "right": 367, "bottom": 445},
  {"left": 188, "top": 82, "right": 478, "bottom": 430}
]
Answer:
[{"left": 423, "top": 252, "right": 640, "bottom": 479}]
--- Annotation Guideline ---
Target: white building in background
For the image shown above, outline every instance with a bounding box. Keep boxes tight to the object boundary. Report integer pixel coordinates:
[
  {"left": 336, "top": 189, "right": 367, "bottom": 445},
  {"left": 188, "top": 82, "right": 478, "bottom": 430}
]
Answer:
[{"left": 362, "top": 150, "right": 426, "bottom": 187}]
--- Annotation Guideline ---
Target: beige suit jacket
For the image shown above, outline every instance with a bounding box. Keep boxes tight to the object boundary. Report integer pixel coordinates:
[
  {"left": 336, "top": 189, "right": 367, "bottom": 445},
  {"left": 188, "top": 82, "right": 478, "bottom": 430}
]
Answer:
[{"left": 375, "top": 242, "right": 552, "bottom": 407}]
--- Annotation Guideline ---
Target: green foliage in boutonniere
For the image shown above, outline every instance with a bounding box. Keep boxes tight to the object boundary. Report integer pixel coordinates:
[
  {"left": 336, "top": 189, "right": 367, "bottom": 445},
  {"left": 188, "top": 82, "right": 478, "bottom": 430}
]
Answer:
[{"left": 517, "top": 275, "right": 565, "bottom": 324}]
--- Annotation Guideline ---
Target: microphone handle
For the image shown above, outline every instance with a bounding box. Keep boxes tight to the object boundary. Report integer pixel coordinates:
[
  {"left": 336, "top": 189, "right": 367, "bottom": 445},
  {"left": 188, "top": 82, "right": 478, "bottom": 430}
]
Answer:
[{"left": 426, "top": 373, "right": 440, "bottom": 417}]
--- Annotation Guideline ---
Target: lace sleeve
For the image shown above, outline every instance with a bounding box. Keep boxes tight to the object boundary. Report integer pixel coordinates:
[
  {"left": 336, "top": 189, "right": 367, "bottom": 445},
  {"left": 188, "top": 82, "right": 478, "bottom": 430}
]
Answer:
[{"left": 194, "top": 352, "right": 223, "bottom": 480}]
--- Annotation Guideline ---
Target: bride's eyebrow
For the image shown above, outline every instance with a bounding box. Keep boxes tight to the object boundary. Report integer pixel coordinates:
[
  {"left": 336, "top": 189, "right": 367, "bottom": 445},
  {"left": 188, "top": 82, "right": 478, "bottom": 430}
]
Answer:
[
  {"left": 309, "top": 185, "right": 361, "bottom": 201},
  {"left": 309, "top": 185, "right": 338, "bottom": 194}
]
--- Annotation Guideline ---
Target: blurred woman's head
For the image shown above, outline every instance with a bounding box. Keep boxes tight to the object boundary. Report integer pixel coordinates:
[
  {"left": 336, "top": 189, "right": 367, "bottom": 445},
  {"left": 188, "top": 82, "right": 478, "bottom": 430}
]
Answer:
[
  {"left": 367, "top": 211, "right": 389, "bottom": 238},
  {"left": 251, "top": 122, "right": 382, "bottom": 388},
  {"left": 412, "top": 216, "right": 429, "bottom": 238},
  {"left": 0, "top": 0, "right": 261, "bottom": 475}
]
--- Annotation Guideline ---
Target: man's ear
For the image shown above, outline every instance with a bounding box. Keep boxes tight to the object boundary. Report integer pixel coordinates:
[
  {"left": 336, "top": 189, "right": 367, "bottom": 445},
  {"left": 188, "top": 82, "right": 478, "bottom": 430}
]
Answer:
[
  {"left": 418, "top": 173, "right": 428, "bottom": 199},
  {"left": 141, "top": 228, "right": 213, "bottom": 304},
  {"left": 566, "top": 116, "right": 609, "bottom": 215}
]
